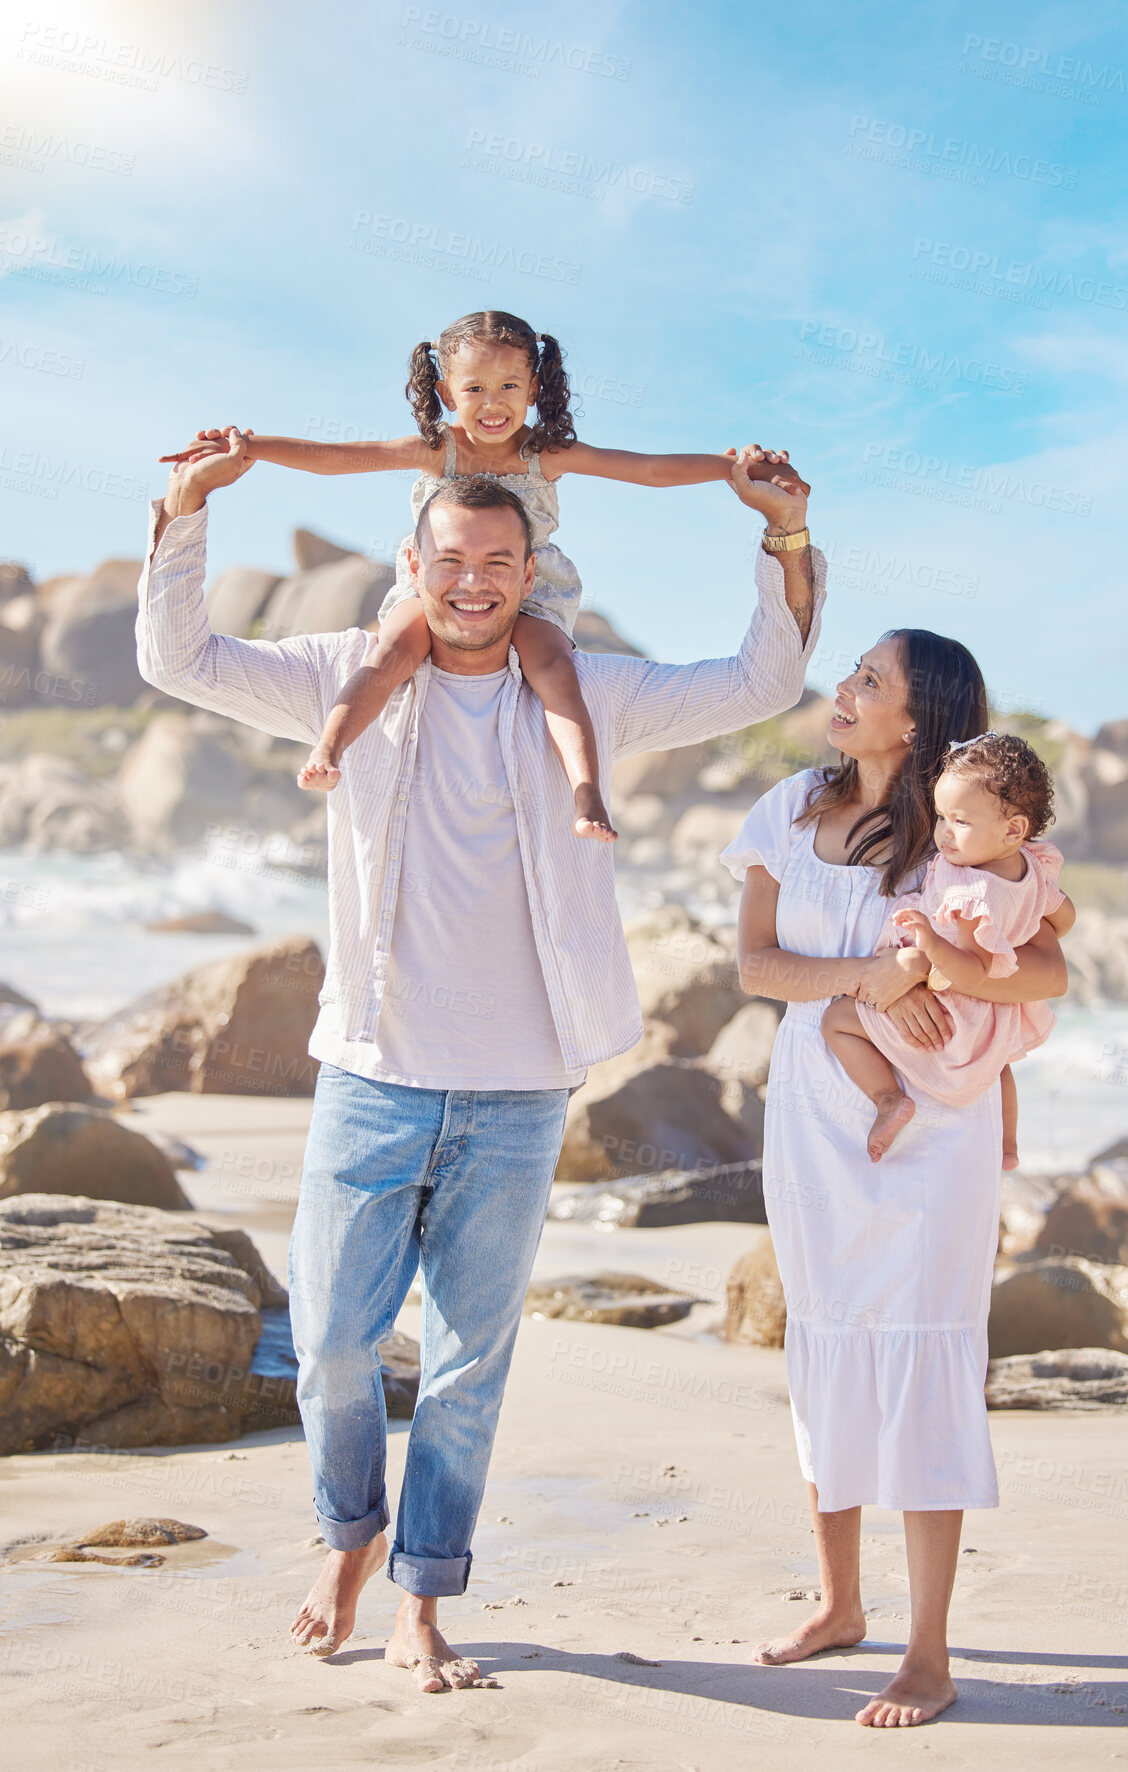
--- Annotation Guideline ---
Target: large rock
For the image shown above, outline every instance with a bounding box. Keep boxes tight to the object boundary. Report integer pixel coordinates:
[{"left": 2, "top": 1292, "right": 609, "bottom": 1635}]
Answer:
[
  {"left": 0, "top": 1104, "right": 190, "bottom": 1209},
  {"left": 259, "top": 556, "right": 396, "bottom": 641},
  {"left": 81, "top": 935, "right": 324, "bottom": 1100},
  {"left": 573, "top": 609, "right": 645, "bottom": 657},
  {"left": 625, "top": 905, "right": 744, "bottom": 1056},
  {"left": 550, "top": 1160, "right": 765, "bottom": 1229},
  {"left": 668, "top": 803, "right": 748, "bottom": 869},
  {"left": 292, "top": 527, "right": 357, "bottom": 571},
  {"left": 985, "top": 1348, "right": 1128, "bottom": 1410},
  {"left": 524, "top": 1271, "right": 697, "bottom": 1328},
  {"left": 204, "top": 567, "right": 282, "bottom": 638},
  {"left": 0, "top": 1020, "right": 93, "bottom": 1110},
  {"left": 0, "top": 562, "right": 34, "bottom": 603},
  {"left": 38, "top": 559, "right": 146, "bottom": 707},
  {"left": 557, "top": 1022, "right": 761, "bottom": 1183},
  {"left": 723, "top": 1236, "right": 787, "bottom": 1347},
  {"left": 988, "top": 1258, "right": 1128, "bottom": 1358},
  {"left": 705, "top": 1000, "right": 780, "bottom": 1091},
  {"left": 1032, "top": 1170, "right": 1128, "bottom": 1266},
  {"left": 0, "top": 1194, "right": 288, "bottom": 1452},
  {"left": 116, "top": 713, "right": 250, "bottom": 850},
  {"left": 998, "top": 1168, "right": 1060, "bottom": 1257},
  {"left": 0, "top": 614, "right": 41, "bottom": 709},
  {"left": 611, "top": 744, "right": 713, "bottom": 802},
  {"left": 0, "top": 754, "right": 126, "bottom": 852},
  {"left": 1065, "top": 909, "right": 1128, "bottom": 1003}
]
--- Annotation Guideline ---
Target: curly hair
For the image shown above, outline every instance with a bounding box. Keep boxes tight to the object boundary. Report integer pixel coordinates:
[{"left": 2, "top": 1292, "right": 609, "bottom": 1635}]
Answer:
[
  {"left": 405, "top": 311, "right": 578, "bottom": 454},
  {"left": 797, "top": 629, "right": 990, "bottom": 896},
  {"left": 939, "top": 732, "right": 1055, "bottom": 837}
]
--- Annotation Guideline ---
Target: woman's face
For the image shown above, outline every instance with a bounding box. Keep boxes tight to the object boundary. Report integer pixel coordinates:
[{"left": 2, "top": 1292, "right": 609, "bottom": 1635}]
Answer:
[{"left": 829, "top": 638, "right": 913, "bottom": 762}]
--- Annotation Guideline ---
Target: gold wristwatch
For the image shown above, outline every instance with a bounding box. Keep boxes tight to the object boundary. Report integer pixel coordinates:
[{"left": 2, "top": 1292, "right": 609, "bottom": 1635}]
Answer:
[
  {"left": 926, "top": 965, "right": 952, "bottom": 993},
  {"left": 762, "top": 526, "right": 811, "bottom": 554}
]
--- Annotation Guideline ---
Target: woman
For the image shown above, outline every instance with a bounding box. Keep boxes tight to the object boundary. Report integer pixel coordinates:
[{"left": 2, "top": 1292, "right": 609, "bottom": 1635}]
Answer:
[{"left": 722, "top": 613, "right": 1066, "bottom": 1728}]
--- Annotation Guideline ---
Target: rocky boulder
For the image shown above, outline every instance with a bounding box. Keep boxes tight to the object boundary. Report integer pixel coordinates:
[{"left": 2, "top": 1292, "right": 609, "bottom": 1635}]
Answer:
[
  {"left": 38, "top": 559, "right": 146, "bottom": 707},
  {"left": 81, "top": 935, "right": 324, "bottom": 1100},
  {"left": 625, "top": 905, "right": 744, "bottom": 1056},
  {"left": 668, "top": 804, "right": 748, "bottom": 870},
  {"left": 557, "top": 1021, "right": 762, "bottom": 1184},
  {"left": 988, "top": 1257, "right": 1128, "bottom": 1358},
  {"left": 204, "top": 567, "right": 282, "bottom": 638},
  {"left": 524, "top": 1271, "right": 697, "bottom": 1328},
  {"left": 723, "top": 1235, "right": 787, "bottom": 1348},
  {"left": 985, "top": 1347, "right": 1128, "bottom": 1410},
  {"left": 115, "top": 713, "right": 250, "bottom": 851},
  {"left": 1064, "top": 909, "right": 1128, "bottom": 1004},
  {"left": 0, "top": 754, "right": 126, "bottom": 852},
  {"left": 1031, "top": 1169, "right": 1128, "bottom": 1266},
  {"left": 549, "top": 1160, "right": 765, "bottom": 1229},
  {"left": 573, "top": 609, "right": 645, "bottom": 657},
  {"left": 0, "top": 1021, "right": 94, "bottom": 1111},
  {"left": 0, "top": 1104, "right": 190, "bottom": 1209},
  {"left": 705, "top": 1000, "right": 780, "bottom": 1091},
  {"left": 259, "top": 555, "right": 396, "bottom": 641}
]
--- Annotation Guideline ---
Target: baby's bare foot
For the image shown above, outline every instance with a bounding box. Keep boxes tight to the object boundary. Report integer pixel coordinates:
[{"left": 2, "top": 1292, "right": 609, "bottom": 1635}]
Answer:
[
  {"left": 387, "top": 1604, "right": 488, "bottom": 1692},
  {"left": 868, "top": 1091, "right": 915, "bottom": 1162},
  {"left": 573, "top": 784, "right": 617, "bottom": 843},
  {"left": 298, "top": 746, "right": 342, "bottom": 791},
  {"left": 856, "top": 1660, "right": 957, "bottom": 1727},
  {"left": 290, "top": 1534, "right": 387, "bottom": 1656},
  {"left": 753, "top": 1605, "right": 867, "bottom": 1665}
]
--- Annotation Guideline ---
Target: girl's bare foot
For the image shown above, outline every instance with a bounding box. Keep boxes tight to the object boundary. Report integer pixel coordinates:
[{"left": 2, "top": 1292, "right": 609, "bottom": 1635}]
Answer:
[
  {"left": 868, "top": 1090, "right": 915, "bottom": 1162},
  {"left": 856, "top": 1658, "right": 957, "bottom": 1727},
  {"left": 387, "top": 1596, "right": 488, "bottom": 1692},
  {"left": 753, "top": 1604, "right": 867, "bottom": 1665},
  {"left": 290, "top": 1534, "right": 387, "bottom": 1655},
  {"left": 573, "top": 784, "right": 617, "bottom": 843},
  {"left": 298, "top": 746, "right": 342, "bottom": 791}
]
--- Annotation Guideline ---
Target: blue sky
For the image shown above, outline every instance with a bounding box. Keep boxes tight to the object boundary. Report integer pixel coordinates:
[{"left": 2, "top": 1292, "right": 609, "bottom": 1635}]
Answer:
[{"left": 2, "top": 0, "right": 1125, "bottom": 729}]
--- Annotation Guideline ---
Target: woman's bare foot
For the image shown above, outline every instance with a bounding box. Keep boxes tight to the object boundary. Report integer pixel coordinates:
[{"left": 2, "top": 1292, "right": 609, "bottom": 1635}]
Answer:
[
  {"left": 752, "top": 1604, "right": 867, "bottom": 1665},
  {"left": 856, "top": 1658, "right": 957, "bottom": 1726},
  {"left": 297, "top": 745, "right": 342, "bottom": 791},
  {"left": 386, "top": 1595, "right": 487, "bottom": 1692},
  {"left": 867, "top": 1091, "right": 916, "bottom": 1162},
  {"left": 573, "top": 784, "right": 617, "bottom": 843},
  {"left": 290, "top": 1533, "right": 387, "bottom": 1655}
]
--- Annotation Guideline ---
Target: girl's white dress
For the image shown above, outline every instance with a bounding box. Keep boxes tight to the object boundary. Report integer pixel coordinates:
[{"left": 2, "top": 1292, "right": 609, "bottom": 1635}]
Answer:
[
  {"left": 378, "top": 424, "right": 581, "bottom": 638},
  {"left": 722, "top": 770, "right": 1000, "bottom": 1511}
]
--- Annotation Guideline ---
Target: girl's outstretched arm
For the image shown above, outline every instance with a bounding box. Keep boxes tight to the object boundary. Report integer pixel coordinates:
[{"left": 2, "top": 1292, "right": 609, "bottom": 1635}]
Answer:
[
  {"left": 544, "top": 440, "right": 810, "bottom": 494},
  {"left": 160, "top": 427, "right": 437, "bottom": 476}
]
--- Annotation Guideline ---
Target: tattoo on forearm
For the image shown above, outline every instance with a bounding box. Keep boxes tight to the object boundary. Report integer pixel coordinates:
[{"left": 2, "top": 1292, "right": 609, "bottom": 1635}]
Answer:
[{"left": 789, "top": 546, "right": 815, "bottom": 644}]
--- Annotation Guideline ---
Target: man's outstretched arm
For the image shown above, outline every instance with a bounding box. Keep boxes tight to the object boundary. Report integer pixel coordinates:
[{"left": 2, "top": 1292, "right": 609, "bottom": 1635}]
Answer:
[
  {"left": 138, "top": 429, "right": 347, "bottom": 744},
  {"left": 607, "top": 448, "right": 825, "bottom": 758}
]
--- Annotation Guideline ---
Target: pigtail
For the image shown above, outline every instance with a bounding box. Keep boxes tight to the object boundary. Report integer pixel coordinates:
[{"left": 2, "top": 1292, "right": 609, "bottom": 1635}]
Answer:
[
  {"left": 405, "top": 341, "right": 444, "bottom": 450},
  {"left": 528, "top": 332, "right": 577, "bottom": 452}
]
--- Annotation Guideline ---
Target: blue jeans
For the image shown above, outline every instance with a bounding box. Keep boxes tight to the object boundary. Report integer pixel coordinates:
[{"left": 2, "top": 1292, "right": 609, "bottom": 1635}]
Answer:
[{"left": 288, "top": 1065, "right": 569, "bottom": 1598}]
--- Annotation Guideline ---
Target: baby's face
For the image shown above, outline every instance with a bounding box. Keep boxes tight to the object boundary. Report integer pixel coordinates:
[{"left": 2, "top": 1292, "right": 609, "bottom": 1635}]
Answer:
[
  {"left": 438, "top": 343, "right": 537, "bottom": 448},
  {"left": 933, "top": 771, "right": 1027, "bottom": 867}
]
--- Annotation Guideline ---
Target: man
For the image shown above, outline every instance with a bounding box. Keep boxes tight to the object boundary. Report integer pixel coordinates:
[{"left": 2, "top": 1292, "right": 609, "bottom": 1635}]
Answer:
[{"left": 137, "top": 430, "right": 824, "bottom": 1692}]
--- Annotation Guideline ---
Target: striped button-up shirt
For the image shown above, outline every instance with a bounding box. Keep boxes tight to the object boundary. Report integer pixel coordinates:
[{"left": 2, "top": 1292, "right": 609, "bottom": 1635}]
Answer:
[{"left": 136, "top": 501, "right": 825, "bottom": 1075}]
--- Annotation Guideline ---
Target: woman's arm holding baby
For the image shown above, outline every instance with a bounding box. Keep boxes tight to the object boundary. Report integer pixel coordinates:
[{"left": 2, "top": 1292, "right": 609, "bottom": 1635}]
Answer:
[
  {"left": 160, "top": 427, "right": 435, "bottom": 475},
  {"left": 738, "top": 867, "right": 930, "bottom": 1009}
]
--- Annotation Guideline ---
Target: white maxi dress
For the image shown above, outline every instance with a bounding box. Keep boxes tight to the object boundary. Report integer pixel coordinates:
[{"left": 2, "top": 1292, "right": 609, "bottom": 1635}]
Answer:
[{"left": 722, "top": 771, "right": 1000, "bottom": 1512}]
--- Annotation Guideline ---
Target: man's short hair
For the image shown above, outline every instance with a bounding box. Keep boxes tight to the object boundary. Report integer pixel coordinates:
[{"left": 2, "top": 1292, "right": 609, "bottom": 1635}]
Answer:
[{"left": 414, "top": 475, "right": 534, "bottom": 560}]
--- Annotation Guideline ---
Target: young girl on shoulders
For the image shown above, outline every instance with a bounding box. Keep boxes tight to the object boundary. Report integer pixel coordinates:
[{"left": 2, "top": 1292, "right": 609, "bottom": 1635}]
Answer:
[{"left": 162, "top": 309, "right": 804, "bottom": 840}]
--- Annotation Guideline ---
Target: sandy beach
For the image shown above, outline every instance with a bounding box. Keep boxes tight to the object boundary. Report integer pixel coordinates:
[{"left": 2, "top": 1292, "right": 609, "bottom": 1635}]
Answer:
[{"left": 1, "top": 1094, "right": 1124, "bottom": 1768}]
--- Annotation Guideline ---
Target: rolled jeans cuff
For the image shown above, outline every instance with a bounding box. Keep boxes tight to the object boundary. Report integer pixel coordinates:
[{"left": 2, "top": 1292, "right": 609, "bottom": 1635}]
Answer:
[
  {"left": 387, "top": 1547, "right": 472, "bottom": 1597},
  {"left": 315, "top": 1501, "right": 389, "bottom": 1552}
]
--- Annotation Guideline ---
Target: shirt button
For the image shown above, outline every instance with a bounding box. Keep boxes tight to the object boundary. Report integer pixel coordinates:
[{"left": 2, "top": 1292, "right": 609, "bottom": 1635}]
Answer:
[{"left": 397, "top": 793, "right": 407, "bottom": 802}]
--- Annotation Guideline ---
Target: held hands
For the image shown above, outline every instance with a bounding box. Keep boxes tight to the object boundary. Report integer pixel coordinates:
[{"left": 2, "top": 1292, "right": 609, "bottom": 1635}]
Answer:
[
  {"left": 855, "top": 944, "right": 930, "bottom": 1014},
  {"left": 163, "top": 425, "right": 255, "bottom": 516},
  {"left": 159, "top": 425, "right": 257, "bottom": 465},
  {"left": 728, "top": 445, "right": 809, "bottom": 531}
]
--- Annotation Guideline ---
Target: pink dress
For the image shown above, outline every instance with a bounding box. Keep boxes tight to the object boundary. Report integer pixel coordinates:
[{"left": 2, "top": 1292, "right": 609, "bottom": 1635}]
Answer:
[{"left": 856, "top": 840, "right": 1065, "bottom": 1105}]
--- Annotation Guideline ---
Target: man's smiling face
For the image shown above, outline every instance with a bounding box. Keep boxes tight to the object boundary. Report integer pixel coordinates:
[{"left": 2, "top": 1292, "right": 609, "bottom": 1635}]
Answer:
[{"left": 407, "top": 502, "right": 534, "bottom": 656}]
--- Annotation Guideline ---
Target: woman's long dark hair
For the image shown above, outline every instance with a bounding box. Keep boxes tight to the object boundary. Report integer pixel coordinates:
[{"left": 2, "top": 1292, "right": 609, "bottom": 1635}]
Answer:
[
  {"left": 797, "top": 629, "right": 989, "bottom": 896},
  {"left": 405, "top": 310, "right": 577, "bottom": 454}
]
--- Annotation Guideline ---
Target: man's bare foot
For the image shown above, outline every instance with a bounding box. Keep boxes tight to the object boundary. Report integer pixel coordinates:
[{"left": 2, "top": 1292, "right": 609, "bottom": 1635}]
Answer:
[
  {"left": 387, "top": 1595, "right": 487, "bottom": 1693},
  {"left": 573, "top": 784, "right": 617, "bottom": 843},
  {"left": 868, "top": 1091, "right": 915, "bottom": 1162},
  {"left": 752, "top": 1605, "right": 867, "bottom": 1665},
  {"left": 856, "top": 1659, "right": 957, "bottom": 1726},
  {"left": 290, "top": 1533, "right": 387, "bottom": 1656},
  {"left": 297, "top": 746, "right": 342, "bottom": 791}
]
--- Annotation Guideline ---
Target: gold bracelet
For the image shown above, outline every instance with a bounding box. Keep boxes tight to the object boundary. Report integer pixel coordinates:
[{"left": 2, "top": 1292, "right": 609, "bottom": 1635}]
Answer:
[{"left": 761, "top": 526, "right": 811, "bottom": 554}]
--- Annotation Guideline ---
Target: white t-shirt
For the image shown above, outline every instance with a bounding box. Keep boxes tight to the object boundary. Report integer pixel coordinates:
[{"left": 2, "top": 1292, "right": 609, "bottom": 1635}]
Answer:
[{"left": 364, "top": 665, "right": 583, "bottom": 1091}]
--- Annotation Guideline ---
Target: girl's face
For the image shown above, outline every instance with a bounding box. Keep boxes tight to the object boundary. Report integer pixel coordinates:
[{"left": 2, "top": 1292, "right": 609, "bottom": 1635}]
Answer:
[
  {"left": 438, "top": 342, "right": 538, "bottom": 447},
  {"left": 933, "top": 770, "right": 1027, "bottom": 867},
  {"left": 829, "top": 639, "right": 913, "bottom": 763}
]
